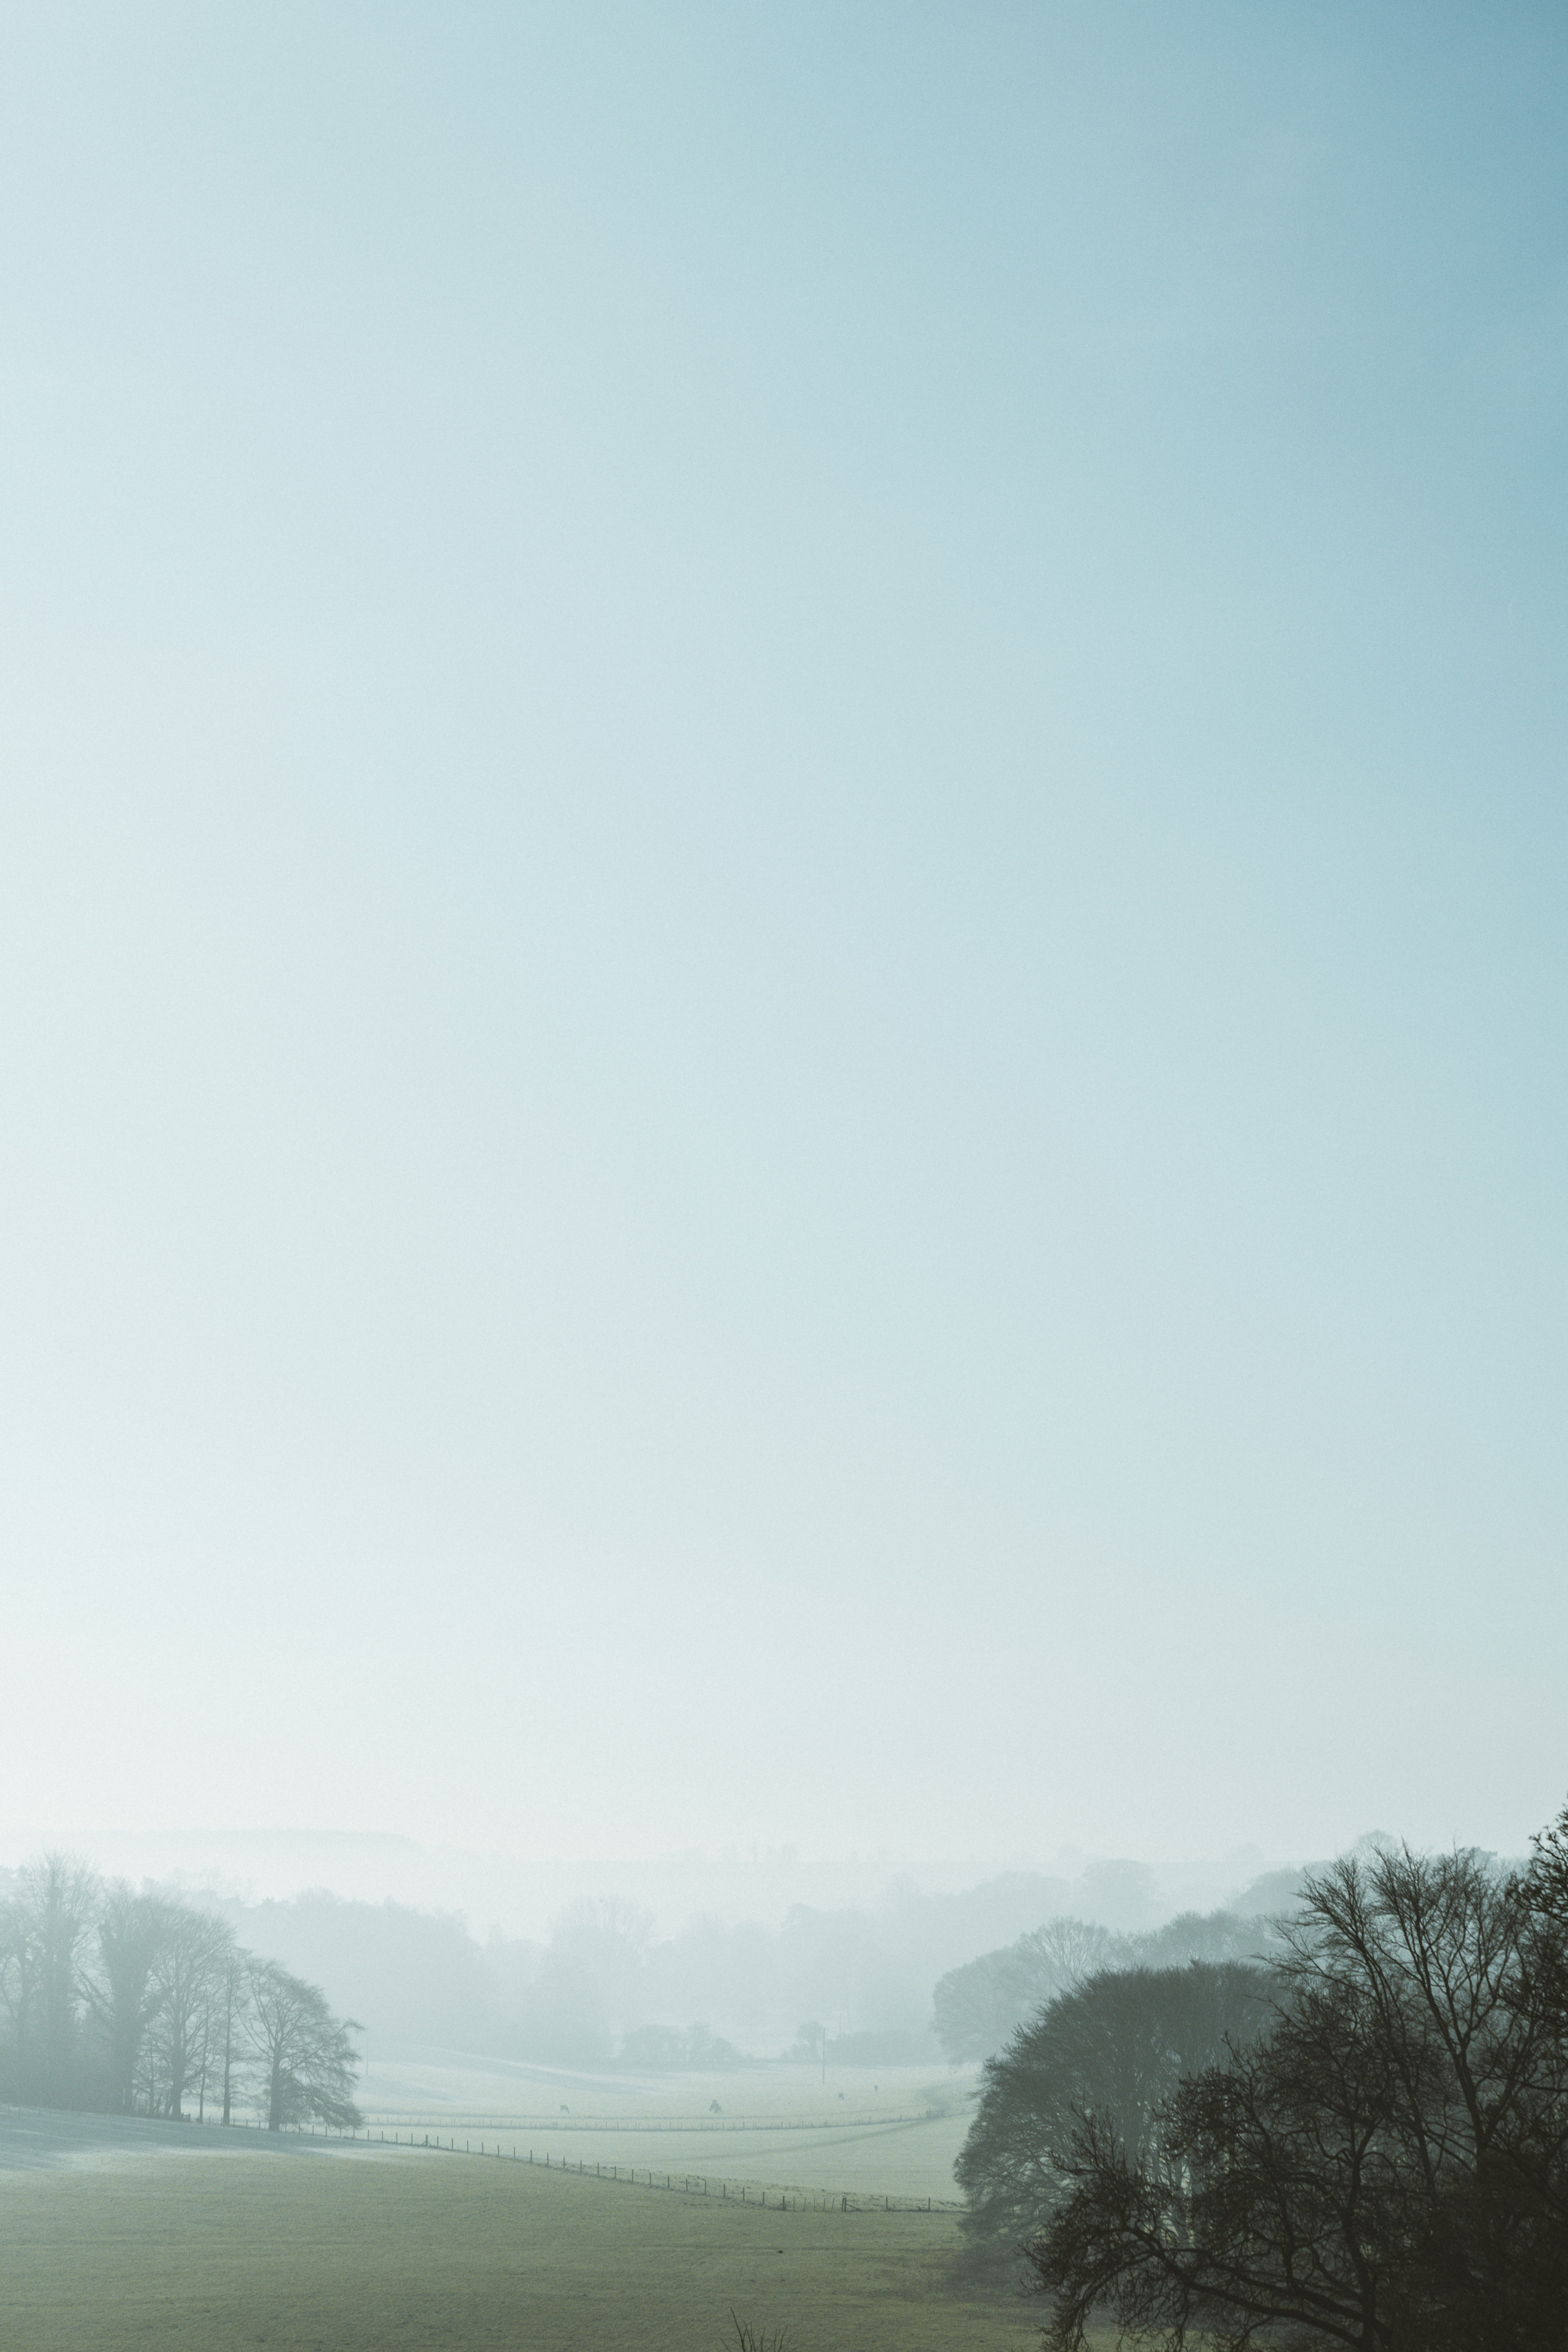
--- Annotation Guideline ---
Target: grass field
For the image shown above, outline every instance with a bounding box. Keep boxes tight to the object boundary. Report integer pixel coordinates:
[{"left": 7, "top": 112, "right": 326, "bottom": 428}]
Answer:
[
  {"left": 355, "top": 2055, "right": 977, "bottom": 2203},
  {"left": 0, "top": 2132, "right": 1045, "bottom": 2352}
]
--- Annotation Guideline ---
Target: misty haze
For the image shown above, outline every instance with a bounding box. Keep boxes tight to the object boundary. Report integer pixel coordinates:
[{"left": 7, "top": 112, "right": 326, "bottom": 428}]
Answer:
[{"left": 4, "top": 6, "right": 1566, "bottom": 2350}]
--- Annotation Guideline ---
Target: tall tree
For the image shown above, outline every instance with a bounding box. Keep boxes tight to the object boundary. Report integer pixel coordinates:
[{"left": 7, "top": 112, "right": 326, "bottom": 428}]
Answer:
[
  {"left": 214, "top": 1942, "right": 250, "bottom": 2126},
  {"left": 16, "top": 1853, "right": 100, "bottom": 2104},
  {"left": 0, "top": 1890, "right": 42, "bottom": 2093},
  {"left": 1029, "top": 1840, "right": 1568, "bottom": 2351},
  {"left": 245, "top": 1958, "right": 362, "bottom": 2130},
  {"left": 149, "top": 1903, "right": 234, "bottom": 2119},
  {"left": 85, "top": 1883, "right": 168, "bottom": 2113},
  {"left": 1525, "top": 1801, "right": 1568, "bottom": 2037}
]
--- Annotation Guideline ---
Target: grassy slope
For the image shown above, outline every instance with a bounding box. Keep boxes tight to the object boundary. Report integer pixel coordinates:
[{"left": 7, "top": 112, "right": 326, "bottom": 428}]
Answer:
[{"left": 0, "top": 2149, "right": 1044, "bottom": 2352}]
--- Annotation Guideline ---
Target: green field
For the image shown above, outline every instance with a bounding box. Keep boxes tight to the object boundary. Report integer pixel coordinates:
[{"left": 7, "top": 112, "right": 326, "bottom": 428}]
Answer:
[
  {"left": 353, "top": 2057, "right": 977, "bottom": 2205},
  {"left": 0, "top": 2143, "right": 1046, "bottom": 2352}
]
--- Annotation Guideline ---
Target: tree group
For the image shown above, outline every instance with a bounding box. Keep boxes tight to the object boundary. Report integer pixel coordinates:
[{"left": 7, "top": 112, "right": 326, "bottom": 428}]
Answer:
[
  {"left": 956, "top": 1958, "right": 1277, "bottom": 2264},
  {"left": 959, "top": 1807, "right": 1568, "bottom": 2349},
  {"left": 0, "top": 1853, "right": 361, "bottom": 2130},
  {"left": 935, "top": 1906, "right": 1277, "bottom": 2066}
]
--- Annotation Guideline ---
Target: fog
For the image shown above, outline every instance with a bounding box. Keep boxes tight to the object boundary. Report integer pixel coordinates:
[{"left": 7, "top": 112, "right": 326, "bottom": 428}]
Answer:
[
  {"left": 4, "top": 4, "right": 1566, "bottom": 1891},
  {"left": 0, "top": 1835, "right": 1306, "bottom": 2071},
  {"left": 3, "top": 19, "right": 1565, "bottom": 2348},
  {"left": 0, "top": 1829, "right": 1279, "bottom": 1944}
]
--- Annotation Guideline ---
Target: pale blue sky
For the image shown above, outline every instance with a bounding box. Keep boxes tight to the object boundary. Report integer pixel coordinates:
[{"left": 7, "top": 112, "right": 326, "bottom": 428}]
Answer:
[{"left": 2, "top": 4, "right": 1565, "bottom": 1868}]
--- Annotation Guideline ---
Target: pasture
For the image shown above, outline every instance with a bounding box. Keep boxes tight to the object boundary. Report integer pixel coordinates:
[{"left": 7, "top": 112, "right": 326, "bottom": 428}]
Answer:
[
  {"left": 0, "top": 2115, "right": 1045, "bottom": 2352},
  {"left": 355, "top": 2056, "right": 975, "bottom": 2206}
]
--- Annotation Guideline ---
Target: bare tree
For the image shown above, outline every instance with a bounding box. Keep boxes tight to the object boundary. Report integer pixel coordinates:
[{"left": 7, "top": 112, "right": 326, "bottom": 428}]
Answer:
[
  {"left": 213, "top": 1942, "right": 250, "bottom": 2125},
  {"left": 149, "top": 1903, "right": 234, "bottom": 2119},
  {"left": 0, "top": 1891, "right": 42, "bottom": 2090},
  {"left": 935, "top": 1917, "right": 1132, "bottom": 2065},
  {"left": 186, "top": 1916, "right": 250, "bottom": 2122},
  {"left": 193, "top": 1968, "right": 218, "bottom": 2120},
  {"left": 245, "top": 1958, "right": 362, "bottom": 2130},
  {"left": 935, "top": 1910, "right": 1278, "bottom": 2069},
  {"left": 1029, "top": 1841, "right": 1568, "bottom": 2351},
  {"left": 0, "top": 1859, "right": 366, "bottom": 2131},
  {"left": 1015, "top": 1916, "right": 1127, "bottom": 1990}
]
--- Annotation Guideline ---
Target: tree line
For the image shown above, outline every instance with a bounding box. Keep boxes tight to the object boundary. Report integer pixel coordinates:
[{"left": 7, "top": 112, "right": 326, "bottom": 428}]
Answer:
[
  {"left": 0, "top": 1854, "right": 362, "bottom": 2131},
  {"left": 957, "top": 1806, "right": 1568, "bottom": 2348},
  {"left": 195, "top": 1880, "right": 1036, "bottom": 2066},
  {"left": 934, "top": 1903, "right": 1279, "bottom": 2065}
]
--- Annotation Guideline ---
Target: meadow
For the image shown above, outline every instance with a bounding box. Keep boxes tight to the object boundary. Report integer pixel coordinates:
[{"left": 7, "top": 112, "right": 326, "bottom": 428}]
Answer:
[
  {"left": 355, "top": 2057, "right": 974, "bottom": 2205},
  {"left": 0, "top": 2125, "right": 1044, "bottom": 2352}
]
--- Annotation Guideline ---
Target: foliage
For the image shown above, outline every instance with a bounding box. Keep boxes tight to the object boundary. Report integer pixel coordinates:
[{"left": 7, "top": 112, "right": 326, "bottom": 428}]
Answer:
[
  {"left": 618, "top": 2021, "right": 743, "bottom": 2070},
  {"left": 933, "top": 1907, "right": 1277, "bottom": 2064},
  {"left": 955, "top": 1960, "right": 1275, "bottom": 2262},
  {"left": 0, "top": 1850, "right": 361, "bottom": 2129},
  {"left": 1029, "top": 1830, "right": 1568, "bottom": 2351}
]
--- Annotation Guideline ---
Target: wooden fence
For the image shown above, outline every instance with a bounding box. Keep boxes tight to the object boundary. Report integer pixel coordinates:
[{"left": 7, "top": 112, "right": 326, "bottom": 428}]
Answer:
[{"left": 281, "top": 2119, "right": 959, "bottom": 2213}]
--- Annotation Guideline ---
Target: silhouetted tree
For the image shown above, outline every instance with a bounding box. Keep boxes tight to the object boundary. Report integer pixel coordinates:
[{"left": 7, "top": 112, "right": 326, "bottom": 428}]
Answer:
[
  {"left": 149, "top": 1904, "right": 234, "bottom": 2118},
  {"left": 1029, "top": 1840, "right": 1568, "bottom": 2351},
  {"left": 935, "top": 1918, "right": 1128, "bottom": 2065},
  {"left": 956, "top": 1960, "right": 1275, "bottom": 2263},
  {"left": 0, "top": 1887, "right": 42, "bottom": 2093},
  {"left": 245, "top": 1957, "right": 362, "bottom": 2130},
  {"left": 85, "top": 1883, "right": 168, "bottom": 2113},
  {"left": 14, "top": 1853, "right": 100, "bottom": 2103},
  {"left": 0, "top": 1857, "right": 366, "bottom": 2128},
  {"left": 214, "top": 1941, "right": 250, "bottom": 2126},
  {"left": 1526, "top": 1801, "right": 1568, "bottom": 2034}
]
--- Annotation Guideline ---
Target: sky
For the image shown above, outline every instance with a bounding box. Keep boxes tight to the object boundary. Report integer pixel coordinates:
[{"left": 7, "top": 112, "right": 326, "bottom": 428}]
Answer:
[{"left": 2, "top": 2, "right": 1565, "bottom": 1877}]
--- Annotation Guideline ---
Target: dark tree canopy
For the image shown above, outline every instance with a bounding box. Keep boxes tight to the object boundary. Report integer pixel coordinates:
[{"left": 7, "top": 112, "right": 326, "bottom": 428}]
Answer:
[
  {"left": 1029, "top": 1830, "right": 1568, "bottom": 2352},
  {"left": 956, "top": 1960, "right": 1277, "bottom": 2262}
]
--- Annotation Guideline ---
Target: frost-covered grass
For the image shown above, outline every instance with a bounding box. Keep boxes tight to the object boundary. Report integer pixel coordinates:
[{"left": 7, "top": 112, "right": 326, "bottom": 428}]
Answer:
[
  {"left": 353, "top": 2056, "right": 978, "bottom": 2202},
  {"left": 0, "top": 2130, "right": 1039, "bottom": 2352}
]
